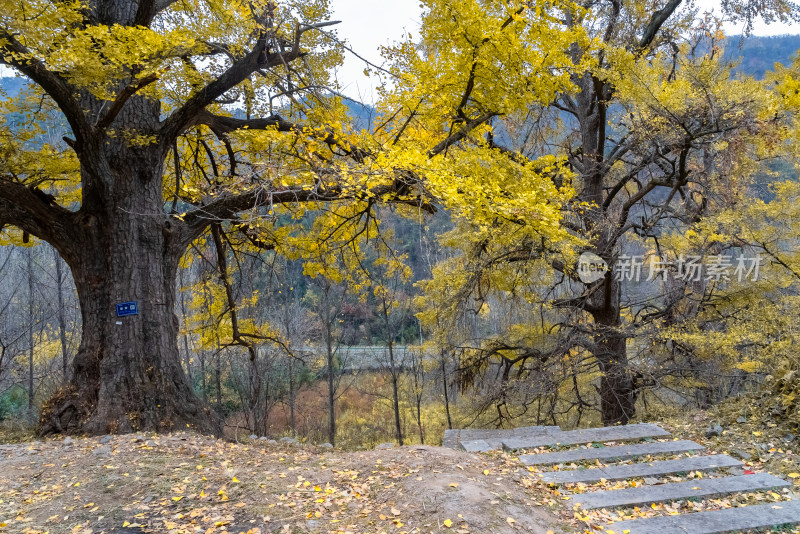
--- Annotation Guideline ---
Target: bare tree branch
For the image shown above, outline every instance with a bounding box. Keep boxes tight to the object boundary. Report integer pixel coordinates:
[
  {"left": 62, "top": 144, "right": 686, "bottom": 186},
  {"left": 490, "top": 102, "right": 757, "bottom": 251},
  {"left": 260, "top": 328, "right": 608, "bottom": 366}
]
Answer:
[
  {"left": 639, "top": 0, "right": 683, "bottom": 50},
  {"left": 194, "top": 110, "right": 370, "bottom": 163},
  {"left": 181, "top": 180, "right": 433, "bottom": 243},
  {"left": 428, "top": 112, "right": 498, "bottom": 157},
  {"left": 160, "top": 21, "right": 339, "bottom": 144}
]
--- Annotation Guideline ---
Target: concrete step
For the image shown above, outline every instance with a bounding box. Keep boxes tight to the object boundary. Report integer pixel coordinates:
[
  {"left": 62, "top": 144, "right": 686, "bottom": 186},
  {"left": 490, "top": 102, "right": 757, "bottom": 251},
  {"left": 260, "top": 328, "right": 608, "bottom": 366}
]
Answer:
[
  {"left": 572, "top": 473, "right": 790, "bottom": 510},
  {"left": 604, "top": 500, "right": 800, "bottom": 534},
  {"left": 443, "top": 425, "right": 560, "bottom": 451},
  {"left": 519, "top": 440, "right": 704, "bottom": 466},
  {"left": 540, "top": 454, "right": 741, "bottom": 484},
  {"left": 503, "top": 423, "right": 671, "bottom": 450}
]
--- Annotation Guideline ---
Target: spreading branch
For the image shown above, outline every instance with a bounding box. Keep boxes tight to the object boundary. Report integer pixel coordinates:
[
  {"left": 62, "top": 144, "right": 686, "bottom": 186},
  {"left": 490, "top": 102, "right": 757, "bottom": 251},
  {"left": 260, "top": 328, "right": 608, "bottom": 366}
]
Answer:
[
  {"left": 194, "top": 110, "right": 370, "bottom": 163},
  {"left": 639, "top": 0, "right": 683, "bottom": 50},
  {"left": 428, "top": 112, "right": 498, "bottom": 157},
  {"left": 0, "top": 177, "right": 77, "bottom": 258},
  {"left": 0, "top": 31, "right": 92, "bottom": 149},
  {"left": 160, "top": 20, "right": 339, "bottom": 144},
  {"left": 181, "top": 180, "right": 434, "bottom": 243}
]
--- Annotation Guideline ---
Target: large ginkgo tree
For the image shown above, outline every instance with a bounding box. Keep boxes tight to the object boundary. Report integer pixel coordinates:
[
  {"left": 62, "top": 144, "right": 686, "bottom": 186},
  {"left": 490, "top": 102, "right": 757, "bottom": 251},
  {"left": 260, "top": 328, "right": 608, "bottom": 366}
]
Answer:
[{"left": 0, "top": 0, "right": 584, "bottom": 434}]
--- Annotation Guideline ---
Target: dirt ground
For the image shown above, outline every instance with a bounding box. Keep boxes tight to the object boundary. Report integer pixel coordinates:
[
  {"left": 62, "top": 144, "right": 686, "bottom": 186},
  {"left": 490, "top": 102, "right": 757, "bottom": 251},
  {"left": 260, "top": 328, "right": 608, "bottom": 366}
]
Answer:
[{"left": 0, "top": 433, "right": 570, "bottom": 534}]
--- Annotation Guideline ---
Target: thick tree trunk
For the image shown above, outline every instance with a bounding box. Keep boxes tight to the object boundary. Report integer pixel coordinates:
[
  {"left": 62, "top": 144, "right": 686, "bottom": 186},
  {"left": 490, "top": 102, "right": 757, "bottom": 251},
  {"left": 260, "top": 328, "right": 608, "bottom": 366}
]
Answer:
[
  {"left": 178, "top": 266, "right": 193, "bottom": 386},
  {"left": 40, "top": 216, "right": 218, "bottom": 434},
  {"left": 591, "top": 273, "right": 636, "bottom": 426},
  {"left": 595, "top": 328, "right": 636, "bottom": 425},
  {"left": 39, "top": 148, "right": 219, "bottom": 436},
  {"left": 571, "top": 67, "right": 638, "bottom": 426}
]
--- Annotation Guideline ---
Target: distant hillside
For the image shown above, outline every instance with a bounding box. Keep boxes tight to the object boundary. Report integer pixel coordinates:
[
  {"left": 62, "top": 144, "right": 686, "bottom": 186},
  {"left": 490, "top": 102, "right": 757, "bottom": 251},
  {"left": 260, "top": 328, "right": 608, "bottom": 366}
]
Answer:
[{"left": 726, "top": 34, "right": 800, "bottom": 78}]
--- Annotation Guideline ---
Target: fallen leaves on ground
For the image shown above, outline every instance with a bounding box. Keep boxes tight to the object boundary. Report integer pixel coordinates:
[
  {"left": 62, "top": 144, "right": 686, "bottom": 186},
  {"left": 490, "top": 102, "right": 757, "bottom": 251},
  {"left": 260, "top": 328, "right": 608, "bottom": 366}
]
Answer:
[{"left": 0, "top": 433, "right": 563, "bottom": 533}]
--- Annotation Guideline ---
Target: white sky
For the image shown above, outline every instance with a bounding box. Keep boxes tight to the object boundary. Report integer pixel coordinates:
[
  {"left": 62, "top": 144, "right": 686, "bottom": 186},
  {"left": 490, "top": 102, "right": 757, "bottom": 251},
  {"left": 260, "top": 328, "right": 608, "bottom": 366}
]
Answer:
[
  {"left": 696, "top": 0, "right": 800, "bottom": 35},
  {"left": 329, "top": 0, "right": 800, "bottom": 99},
  {"left": 327, "top": 0, "right": 423, "bottom": 102}
]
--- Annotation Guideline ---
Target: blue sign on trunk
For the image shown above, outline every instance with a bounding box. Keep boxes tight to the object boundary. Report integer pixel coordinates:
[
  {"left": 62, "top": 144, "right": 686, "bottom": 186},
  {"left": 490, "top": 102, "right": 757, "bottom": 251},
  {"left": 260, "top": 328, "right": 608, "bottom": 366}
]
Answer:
[{"left": 116, "top": 301, "right": 138, "bottom": 317}]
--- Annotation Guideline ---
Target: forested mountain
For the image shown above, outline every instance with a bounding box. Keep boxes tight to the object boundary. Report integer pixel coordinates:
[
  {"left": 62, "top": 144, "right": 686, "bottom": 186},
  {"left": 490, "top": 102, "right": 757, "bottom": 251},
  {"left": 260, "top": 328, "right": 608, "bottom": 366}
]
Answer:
[{"left": 726, "top": 34, "right": 800, "bottom": 78}]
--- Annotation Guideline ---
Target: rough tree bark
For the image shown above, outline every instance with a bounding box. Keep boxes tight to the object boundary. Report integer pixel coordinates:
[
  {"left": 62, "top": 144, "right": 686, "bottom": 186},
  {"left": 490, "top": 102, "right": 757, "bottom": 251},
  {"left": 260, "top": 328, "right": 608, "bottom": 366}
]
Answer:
[
  {"left": 588, "top": 273, "right": 636, "bottom": 425},
  {"left": 40, "top": 138, "right": 218, "bottom": 434}
]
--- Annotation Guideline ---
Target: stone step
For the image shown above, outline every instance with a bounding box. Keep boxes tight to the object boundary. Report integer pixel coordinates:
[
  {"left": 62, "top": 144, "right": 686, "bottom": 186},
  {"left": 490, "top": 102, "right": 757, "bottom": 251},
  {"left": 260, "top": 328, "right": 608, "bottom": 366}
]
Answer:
[
  {"left": 459, "top": 425, "right": 559, "bottom": 441},
  {"left": 460, "top": 439, "right": 503, "bottom": 453},
  {"left": 441, "top": 429, "right": 460, "bottom": 449},
  {"left": 519, "top": 440, "right": 704, "bottom": 466},
  {"left": 604, "top": 500, "right": 800, "bottom": 534},
  {"left": 499, "top": 426, "right": 559, "bottom": 438},
  {"left": 540, "top": 454, "right": 741, "bottom": 484},
  {"left": 448, "top": 425, "right": 561, "bottom": 452},
  {"left": 502, "top": 423, "right": 671, "bottom": 451},
  {"left": 572, "top": 473, "right": 790, "bottom": 510}
]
